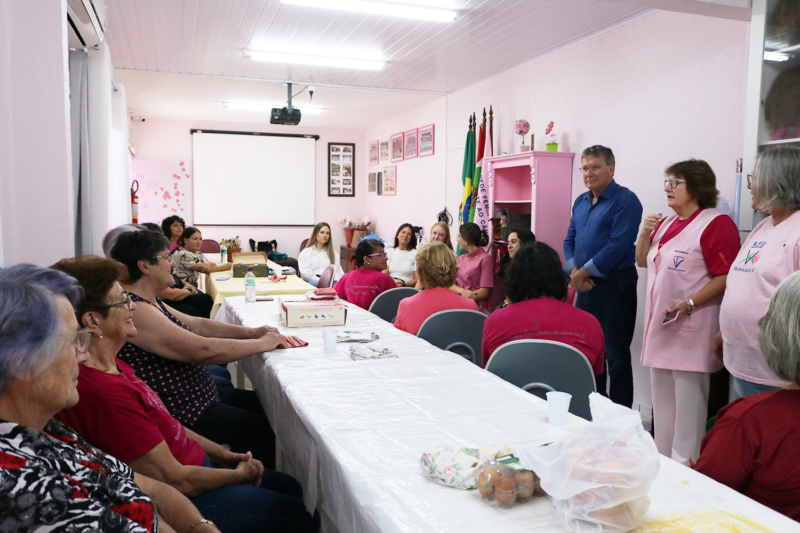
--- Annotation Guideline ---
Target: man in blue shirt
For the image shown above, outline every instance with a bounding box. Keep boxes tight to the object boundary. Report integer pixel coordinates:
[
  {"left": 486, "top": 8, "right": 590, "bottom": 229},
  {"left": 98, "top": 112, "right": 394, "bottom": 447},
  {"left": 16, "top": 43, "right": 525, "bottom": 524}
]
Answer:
[{"left": 564, "top": 145, "right": 642, "bottom": 407}]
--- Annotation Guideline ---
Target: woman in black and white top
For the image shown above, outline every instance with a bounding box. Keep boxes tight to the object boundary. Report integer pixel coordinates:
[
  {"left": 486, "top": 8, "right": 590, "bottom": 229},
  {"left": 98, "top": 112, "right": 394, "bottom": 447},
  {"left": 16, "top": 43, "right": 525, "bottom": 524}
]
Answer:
[
  {"left": 298, "top": 222, "right": 345, "bottom": 286},
  {"left": 384, "top": 223, "right": 418, "bottom": 287}
]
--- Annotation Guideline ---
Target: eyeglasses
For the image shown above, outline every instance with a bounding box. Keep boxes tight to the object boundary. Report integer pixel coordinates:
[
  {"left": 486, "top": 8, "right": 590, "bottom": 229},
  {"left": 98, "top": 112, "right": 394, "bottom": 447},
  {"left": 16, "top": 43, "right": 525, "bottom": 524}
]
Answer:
[
  {"left": 578, "top": 164, "right": 609, "bottom": 174},
  {"left": 366, "top": 252, "right": 387, "bottom": 258},
  {"left": 664, "top": 177, "right": 687, "bottom": 189},
  {"left": 58, "top": 328, "right": 92, "bottom": 353},
  {"left": 747, "top": 174, "right": 752, "bottom": 188},
  {"left": 153, "top": 253, "right": 173, "bottom": 263},
  {"left": 105, "top": 292, "right": 133, "bottom": 310}
]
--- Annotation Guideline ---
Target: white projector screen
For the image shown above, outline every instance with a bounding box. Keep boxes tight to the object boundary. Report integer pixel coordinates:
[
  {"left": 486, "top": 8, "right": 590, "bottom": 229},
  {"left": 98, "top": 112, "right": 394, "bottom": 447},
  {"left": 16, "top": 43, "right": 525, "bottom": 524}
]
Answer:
[{"left": 192, "top": 131, "right": 316, "bottom": 226}]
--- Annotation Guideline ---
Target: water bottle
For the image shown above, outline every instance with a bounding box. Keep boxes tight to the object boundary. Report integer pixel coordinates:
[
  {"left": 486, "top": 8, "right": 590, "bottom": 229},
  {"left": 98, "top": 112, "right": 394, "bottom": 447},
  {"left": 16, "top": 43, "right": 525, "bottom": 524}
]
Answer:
[
  {"left": 244, "top": 267, "right": 256, "bottom": 303},
  {"left": 220, "top": 248, "right": 227, "bottom": 262}
]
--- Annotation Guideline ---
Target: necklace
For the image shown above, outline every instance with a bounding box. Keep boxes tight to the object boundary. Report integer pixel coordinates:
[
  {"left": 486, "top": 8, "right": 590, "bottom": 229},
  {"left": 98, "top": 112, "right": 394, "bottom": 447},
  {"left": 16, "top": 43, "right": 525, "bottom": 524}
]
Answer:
[{"left": 88, "top": 357, "right": 120, "bottom": 374}]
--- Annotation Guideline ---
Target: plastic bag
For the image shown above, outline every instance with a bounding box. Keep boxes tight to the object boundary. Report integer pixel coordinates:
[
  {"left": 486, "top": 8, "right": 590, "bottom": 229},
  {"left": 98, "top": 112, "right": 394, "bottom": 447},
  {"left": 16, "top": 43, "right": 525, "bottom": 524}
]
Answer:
[
  {"left": 517, "top": 393, "right": 660, "bottom": 533},
  {"left": 419, "top": 444, "right": 514, "bottom": 490}
]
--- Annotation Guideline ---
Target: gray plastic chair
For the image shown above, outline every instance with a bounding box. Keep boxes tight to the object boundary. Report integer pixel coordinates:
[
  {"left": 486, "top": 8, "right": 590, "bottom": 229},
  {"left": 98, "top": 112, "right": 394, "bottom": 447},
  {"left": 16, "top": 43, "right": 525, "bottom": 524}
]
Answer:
[
  {"left": 485, "top": 339, "right": 597, "bottom": 420},
  {"left": 417, "top": 309, "right": 486, "bottom": 366},
  {"left": 368, "top": 287, "right": 418, "bottom": 323}
]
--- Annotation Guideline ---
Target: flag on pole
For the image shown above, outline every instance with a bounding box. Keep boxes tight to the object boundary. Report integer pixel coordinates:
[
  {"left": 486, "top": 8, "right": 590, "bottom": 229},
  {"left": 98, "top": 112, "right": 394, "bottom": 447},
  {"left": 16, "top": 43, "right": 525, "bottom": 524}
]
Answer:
[
  {"left": 457, "top": 120, "right": 476, "bottom": 255},
  {"left": 467, "top": 124, "right": 486, "bottom": 224},
  {"left": 474, "top": 124, "right": 493, "bottom": 239}
]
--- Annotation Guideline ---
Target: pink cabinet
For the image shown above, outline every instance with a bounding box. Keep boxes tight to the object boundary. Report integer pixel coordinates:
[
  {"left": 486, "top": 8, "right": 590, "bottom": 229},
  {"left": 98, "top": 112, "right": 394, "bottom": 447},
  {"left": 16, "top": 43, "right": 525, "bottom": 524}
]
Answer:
[{"left": 484, "top": 151, "right": 574, "bottom": 263}]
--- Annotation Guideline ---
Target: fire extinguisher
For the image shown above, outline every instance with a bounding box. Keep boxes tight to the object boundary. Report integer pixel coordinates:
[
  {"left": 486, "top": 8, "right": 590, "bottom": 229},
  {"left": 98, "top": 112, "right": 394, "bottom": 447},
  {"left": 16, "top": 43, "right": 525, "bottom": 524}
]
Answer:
[{"left": 131, "top": 180, "right": 139, "bottom": 223}]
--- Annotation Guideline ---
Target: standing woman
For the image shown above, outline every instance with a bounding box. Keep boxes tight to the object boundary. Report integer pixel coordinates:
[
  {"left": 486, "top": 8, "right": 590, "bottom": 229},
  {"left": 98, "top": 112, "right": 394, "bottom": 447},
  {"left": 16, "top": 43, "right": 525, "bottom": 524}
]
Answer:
[
  {"left": 635, "top": 159, "right": 740, "bottom": 465},
  {"left": 429, "top": 222, "right": 454, "bottom": 252},
  {"left": 450, "top": 223, "right": 494, "bottom": 313},
  {"left": 161, "top": 215, "right": 186, "bottom": 253},
  {"left": 718, "top": 146, "right": 800, "bottom": 398},
  {"left": 335, "top": 239, "right": 397, "bottom": 310},
  {"left": 384, "top": 223, "right": 418, "bottom": 287},
  {"left": 298, "top": 222, "right": 344, "bottom": 286}
]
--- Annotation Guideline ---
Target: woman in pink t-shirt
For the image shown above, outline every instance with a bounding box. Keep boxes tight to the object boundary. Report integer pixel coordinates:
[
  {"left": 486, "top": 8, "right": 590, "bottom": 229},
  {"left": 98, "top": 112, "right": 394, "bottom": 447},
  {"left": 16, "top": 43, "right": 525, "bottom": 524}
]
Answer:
[
  {"left": 334, "top": 239, "right": 397, "bottom": 310},
  {"left": 451, "top": 223, "right": 494, "bottom": 313},
  {"left": 394, "top": 242, "right": 478, "bottom": 335},
  {"left": 717, "top": 146, "right": 800, "bottom": 398}
]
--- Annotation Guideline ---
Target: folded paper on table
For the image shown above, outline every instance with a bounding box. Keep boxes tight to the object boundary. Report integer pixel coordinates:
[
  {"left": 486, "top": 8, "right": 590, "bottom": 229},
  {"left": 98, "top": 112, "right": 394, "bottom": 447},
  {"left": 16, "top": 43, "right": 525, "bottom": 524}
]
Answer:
[{"left": 348, "top": 344, "right": 397, "bottom": 360}]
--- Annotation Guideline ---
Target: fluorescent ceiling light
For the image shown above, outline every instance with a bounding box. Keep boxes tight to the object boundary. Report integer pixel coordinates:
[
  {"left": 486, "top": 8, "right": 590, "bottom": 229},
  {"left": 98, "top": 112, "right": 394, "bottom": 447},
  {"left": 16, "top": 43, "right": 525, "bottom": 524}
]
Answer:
[
  {"left": 764, "top": 51, "right": 790, "bottom": 62},
  {"left": 281, "top": 0, "right": 457, "bottom": 22},
  {"left": 244, "top": 49, "right": 385, "bottom": 70},
  {"left": 223, "top": 102, "right": 322, "bottom": 114}
]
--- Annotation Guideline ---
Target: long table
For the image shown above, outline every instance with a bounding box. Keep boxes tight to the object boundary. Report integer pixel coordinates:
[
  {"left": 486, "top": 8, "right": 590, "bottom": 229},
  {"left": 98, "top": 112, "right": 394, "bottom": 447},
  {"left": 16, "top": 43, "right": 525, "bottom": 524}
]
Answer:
[{"left": 217, "top": 296, "right": 799, "bottom": 533}]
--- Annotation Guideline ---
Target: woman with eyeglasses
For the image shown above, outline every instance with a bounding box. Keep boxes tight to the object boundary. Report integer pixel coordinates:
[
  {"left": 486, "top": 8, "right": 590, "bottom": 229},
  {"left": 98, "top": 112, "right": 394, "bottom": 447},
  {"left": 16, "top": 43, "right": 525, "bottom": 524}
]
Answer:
[
  {"left": 334, "top": 239, "right": 397, "bottom": 310},
  {"left": 716, "top": 146, "right": 800, "bottom": 399},
  {"left": 0, "top": 263, "right": 223, "bottom": 533},
  {"left": 635, "top": 159, "right": 740, "bottom": 465},
  {"left": 51, "top": 256, "right": 320, "bottom": 533}
]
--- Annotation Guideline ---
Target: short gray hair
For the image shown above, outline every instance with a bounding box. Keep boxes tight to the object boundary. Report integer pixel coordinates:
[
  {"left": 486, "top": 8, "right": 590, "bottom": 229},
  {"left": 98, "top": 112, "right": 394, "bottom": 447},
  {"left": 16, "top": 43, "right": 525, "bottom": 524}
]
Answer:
[
  {"left": 0, "top": 264, "right": 83, "bottom": 393},
  {"left": 758, "top": 271, "right": 800, "bottom": 385},
  {"left": 102, "top": 224, "right": 141, "bottom": 257},
  {"left": 581, "top": 145, "right": 615, "bottom": 166},
  {"left": 751, "top": 146, "right": 800, "bottom": 213}
]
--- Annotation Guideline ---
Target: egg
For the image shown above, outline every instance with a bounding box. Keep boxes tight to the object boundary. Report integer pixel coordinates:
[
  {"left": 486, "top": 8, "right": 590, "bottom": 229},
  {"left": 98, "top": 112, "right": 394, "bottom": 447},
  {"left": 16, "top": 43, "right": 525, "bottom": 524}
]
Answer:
[
  {"left": 477, "top": 466, "right": 498, "bottom": 500},
  {"left": 494, "top": 474, "right": 518, "bottom": 508},
  {"left": 513, "top": 471, "right": 535, "bottom": 502}
]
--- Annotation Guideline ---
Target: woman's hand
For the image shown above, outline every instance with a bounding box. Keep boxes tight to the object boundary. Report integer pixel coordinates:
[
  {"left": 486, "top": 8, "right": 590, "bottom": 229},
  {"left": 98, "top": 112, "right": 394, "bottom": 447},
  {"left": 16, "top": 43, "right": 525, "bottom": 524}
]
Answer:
[
  {"left": 395, "top": 279, "right": 404, "bottom": 287},
  {"left": 664, "top": 300, "right": 692, "bottom": 322},
  {"left": 185, "top": 283, "right": 198, "bottom": 295},
  {"left": 261, "top": 332, "right": 288, "bottom": 351},
  {"left": 232, "top": 453, "right": 261, "bottom": 486},
  {"left": 641, "top": 213, "right": 663, "bottom": 236},
  {"left": 250, "top": 324, "right": 280, "bottom": 337}
]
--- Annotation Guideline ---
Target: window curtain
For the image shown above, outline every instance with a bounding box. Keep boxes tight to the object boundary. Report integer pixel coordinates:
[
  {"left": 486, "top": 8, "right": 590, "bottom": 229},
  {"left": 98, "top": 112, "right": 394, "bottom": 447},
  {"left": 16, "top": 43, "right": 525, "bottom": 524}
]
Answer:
[{"left": 69, "top": 50, "right": 92, "bottom": 255}]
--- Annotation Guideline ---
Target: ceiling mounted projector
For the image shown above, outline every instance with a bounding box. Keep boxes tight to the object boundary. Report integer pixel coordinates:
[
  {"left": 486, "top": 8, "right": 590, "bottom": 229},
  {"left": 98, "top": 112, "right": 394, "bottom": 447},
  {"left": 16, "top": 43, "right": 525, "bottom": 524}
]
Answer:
[{"left": 271, "top": 81, "right": 302, "bottom": 125}]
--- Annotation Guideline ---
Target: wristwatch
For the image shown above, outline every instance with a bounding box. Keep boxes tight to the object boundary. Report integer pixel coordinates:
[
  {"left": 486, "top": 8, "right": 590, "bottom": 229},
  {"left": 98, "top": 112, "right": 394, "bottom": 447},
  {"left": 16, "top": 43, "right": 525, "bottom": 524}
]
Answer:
[{"left": 686, "top": 299, "right": 696, "bottom": 314}]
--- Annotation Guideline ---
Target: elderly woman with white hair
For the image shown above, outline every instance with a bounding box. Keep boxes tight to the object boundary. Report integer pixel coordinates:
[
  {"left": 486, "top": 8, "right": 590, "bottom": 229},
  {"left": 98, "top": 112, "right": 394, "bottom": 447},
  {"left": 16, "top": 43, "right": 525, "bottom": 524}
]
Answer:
[
  {"left": 693, "top": 271, "right": 800, "bottom": 520},
  {"left": 716, "top": 146, "right": 800, "bottom": 398},
  {"left": 0, "top": 264, "right": 220, "bottom": 533}
]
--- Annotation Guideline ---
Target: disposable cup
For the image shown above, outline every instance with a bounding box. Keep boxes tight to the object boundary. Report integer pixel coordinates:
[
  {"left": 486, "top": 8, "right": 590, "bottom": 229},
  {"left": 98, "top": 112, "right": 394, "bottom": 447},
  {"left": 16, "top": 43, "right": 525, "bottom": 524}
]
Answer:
[
  {"left": 546, "top": 391, "right": 572, "bottom": 426},
  {"left": 323, "top": 329, "right": 338, "bottom": 353}
]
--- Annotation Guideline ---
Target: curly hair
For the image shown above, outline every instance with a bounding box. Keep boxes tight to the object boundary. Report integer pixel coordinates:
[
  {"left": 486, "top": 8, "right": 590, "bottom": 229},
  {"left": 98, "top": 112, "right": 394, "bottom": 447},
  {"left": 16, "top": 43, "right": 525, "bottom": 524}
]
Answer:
[
  {"left": 394, "top": 223, "right": 418, "bottom": 250},
  {"left": 51, "top": 256, "right": 128, "bottom": 321},
  {"left": 160, "top": 215, "right": 186, "bottom": 237},
  {"left": 664, "top": 159, "right": 719, "bottom": 210},
  {"left": 415, "top": 242, "right": 458, "bottom": 288},
  {"left": 505, "top": 242, "right": 568, "bottom": 303}
]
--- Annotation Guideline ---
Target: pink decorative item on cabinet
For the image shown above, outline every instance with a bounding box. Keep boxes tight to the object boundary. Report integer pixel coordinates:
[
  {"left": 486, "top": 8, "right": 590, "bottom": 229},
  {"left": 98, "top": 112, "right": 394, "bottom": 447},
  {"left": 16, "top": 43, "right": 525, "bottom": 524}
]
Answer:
[{"left": 484, "top": 151, "right": 574, "bottom": 264}]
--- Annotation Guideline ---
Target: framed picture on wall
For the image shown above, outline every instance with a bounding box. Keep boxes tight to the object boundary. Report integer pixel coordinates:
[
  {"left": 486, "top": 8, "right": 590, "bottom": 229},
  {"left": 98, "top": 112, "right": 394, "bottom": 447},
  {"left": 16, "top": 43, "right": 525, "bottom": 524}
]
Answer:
[
  {"left": 328, "top": 143, "right": 356, "bottom": 197},
  {"left": 368, "top": 172, "right": 377, "bottom": 192},
  {"left": 390, "top": 133, "right": 404, "bottom": 163},
  {"left": 377, "top": 171, "right": 383, "bottom": 195},
  {"left": 379, "top": 140, "right": 389, "bottom": 162},
  {"left": 419, "top": 124, "right": 435, "bottom": 157},
  {"left": 382, "top": 166, "right": 396, "bottom": 196},
  {"left": 369, "top": 140, "right": 379, "bottom": 166},
  {"left": 404, "top": 128, "right": 418, "bottom": 160}
]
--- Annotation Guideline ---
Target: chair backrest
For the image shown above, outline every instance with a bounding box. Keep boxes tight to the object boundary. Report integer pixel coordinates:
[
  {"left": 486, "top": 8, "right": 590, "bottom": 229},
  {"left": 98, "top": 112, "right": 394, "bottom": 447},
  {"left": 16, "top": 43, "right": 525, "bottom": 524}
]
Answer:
[
  {"left": 200, "top": 239, "right": 221, "bottom": 253},
  {"left": 300, "top": 238, "right": 309, "bottom": 254},
  {"left": 317, "top": 265, "right": 335, "bottom": 289},
  {"left": 417, "top": 309, "right": 487, "bottom": 365},
  {"left": 368, "top": 287, "right": 418, "bottom": 323},
  {"left": 485, "top": 340, "right": 596, "bottom": 420}
]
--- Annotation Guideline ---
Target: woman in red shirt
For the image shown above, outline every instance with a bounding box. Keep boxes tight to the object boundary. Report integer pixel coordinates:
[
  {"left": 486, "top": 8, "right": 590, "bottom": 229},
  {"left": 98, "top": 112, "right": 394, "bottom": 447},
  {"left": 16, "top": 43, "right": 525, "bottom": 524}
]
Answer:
[
  {"left": 693, "top": 272, "right": 800, "bottom": 521},
  {"left": 334, "top": 239, "right": 397, "bottom": 310}
]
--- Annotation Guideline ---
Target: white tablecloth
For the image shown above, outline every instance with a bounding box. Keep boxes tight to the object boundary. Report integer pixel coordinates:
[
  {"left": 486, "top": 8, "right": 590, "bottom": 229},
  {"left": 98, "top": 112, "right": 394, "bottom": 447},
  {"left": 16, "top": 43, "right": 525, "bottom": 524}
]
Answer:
[{"left": 217, "top": 296, "right": 799, "bottom": 533}]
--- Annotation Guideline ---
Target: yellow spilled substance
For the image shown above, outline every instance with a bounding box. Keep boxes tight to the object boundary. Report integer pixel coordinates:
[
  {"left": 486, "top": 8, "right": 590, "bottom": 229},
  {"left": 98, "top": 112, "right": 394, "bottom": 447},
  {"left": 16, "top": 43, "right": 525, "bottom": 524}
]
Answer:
[{"left": 632, "top": 511, "right": 773, "bottom": 532}]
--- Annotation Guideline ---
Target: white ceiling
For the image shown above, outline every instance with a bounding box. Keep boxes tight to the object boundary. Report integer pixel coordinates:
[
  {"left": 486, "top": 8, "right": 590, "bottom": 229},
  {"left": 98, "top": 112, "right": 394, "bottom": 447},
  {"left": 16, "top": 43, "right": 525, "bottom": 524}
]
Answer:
[
  {"left": 116, "top": 69, "right": 444, "bottom": 129},
  {"left": 106, "top": 0, "right": 650, "bottom": 94}
]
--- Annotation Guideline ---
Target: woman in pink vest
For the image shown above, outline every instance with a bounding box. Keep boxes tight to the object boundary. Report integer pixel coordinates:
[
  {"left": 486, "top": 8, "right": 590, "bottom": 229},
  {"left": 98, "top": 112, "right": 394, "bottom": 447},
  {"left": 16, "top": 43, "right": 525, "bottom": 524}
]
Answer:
[
  {"left": 635, "top": 159, "right": 740, "bottom": 465},
  {"left": 717, "top": 146, "right": 800, "bottom": 398}
]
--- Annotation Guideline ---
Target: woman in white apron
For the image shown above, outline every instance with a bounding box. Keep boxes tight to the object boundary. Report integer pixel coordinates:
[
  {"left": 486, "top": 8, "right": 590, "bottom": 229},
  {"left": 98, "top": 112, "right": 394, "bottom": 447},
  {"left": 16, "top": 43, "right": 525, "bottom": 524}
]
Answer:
[{"left": 635, "top": 159, "right": 740, "bottom": 465}]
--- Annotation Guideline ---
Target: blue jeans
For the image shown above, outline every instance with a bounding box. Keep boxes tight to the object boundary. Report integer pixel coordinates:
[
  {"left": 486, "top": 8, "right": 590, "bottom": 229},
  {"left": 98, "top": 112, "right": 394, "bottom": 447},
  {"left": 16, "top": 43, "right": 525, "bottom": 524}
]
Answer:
[
  {"left": 208, "top": 364, "right": 234, "bottom": 388},
  {"left": 733, "top": 376, "right": 781, "bottom": 399},
  {"left": 576, "top": 266, "right": 638, "bottom": 408},
  {"left": 307, "top": 277, "right": 319, "bottom": 287},
  {"left": 191, "top": 457, "right": 320, "bottom": 533}
]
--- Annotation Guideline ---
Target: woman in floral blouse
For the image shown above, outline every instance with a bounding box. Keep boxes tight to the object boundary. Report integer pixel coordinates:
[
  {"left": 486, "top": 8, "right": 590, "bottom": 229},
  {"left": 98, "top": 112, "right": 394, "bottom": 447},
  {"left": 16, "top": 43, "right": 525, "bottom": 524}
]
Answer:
[{"left": 0, "top": 263, "right": 219, "bottom": 533}]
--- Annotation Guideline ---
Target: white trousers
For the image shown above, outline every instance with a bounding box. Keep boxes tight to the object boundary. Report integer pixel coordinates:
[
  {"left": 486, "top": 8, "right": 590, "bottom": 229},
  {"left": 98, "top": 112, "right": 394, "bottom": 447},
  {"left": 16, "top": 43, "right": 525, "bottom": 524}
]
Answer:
[{"left": 650, "top": 368, "right": 710, "bottom": 466}]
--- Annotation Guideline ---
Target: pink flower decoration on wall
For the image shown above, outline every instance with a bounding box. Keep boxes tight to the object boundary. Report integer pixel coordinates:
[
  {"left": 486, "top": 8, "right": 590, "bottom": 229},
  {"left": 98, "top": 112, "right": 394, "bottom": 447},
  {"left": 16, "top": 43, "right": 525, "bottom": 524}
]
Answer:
[{"left": 132, "top": 160, "right": 193, "bottom": 225}]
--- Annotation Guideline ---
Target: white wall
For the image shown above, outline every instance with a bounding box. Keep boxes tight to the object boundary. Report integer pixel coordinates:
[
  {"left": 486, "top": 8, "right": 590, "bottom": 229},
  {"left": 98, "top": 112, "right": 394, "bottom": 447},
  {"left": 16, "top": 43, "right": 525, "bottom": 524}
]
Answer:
[
  {"left": 130, "top": 118, "right": 366, "bottom": 252},
  {"left": 0, "top": 0, "right": 75, "bottom": 266},
  {"left": 445, "top": 10, "right": 749, "bottom": 409}
]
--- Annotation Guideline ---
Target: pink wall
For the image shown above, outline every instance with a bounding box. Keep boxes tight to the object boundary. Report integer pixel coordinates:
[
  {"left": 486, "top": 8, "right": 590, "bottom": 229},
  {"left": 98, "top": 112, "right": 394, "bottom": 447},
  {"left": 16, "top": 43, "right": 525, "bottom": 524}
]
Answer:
[
  {"left": 363, "top": 97, "right": 447, "bottom": 242},
  {"left": 0, "top": 0, "right": 74, "bottom": 266},
  {"left": 130, "top": 118, "right": 366, "bottom": 255},
  {"left": 446, "top": 10, "right": 750, "bottom": 408}
]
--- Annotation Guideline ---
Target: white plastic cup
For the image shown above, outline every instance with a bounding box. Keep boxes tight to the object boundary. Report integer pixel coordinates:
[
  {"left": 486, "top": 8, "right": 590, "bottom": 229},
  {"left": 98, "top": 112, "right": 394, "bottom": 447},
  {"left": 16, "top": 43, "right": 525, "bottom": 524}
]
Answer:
[
  {"left": 323, "top": 329, "right": 338, "bottom": 353},
  {"left": 546, "top": 391, "right": 572, "bottom": 426}
]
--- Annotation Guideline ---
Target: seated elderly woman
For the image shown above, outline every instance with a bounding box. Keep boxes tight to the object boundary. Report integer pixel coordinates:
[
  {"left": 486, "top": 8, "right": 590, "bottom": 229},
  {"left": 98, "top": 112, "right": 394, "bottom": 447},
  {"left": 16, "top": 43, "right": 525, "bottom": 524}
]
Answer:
[
  {"left": 52, "top": 256, "right": 318, "bottom": 533},
  {"left": 692, "top": 271, "right": 800, "bottom": 520},
  {"left": 481, "top": 242, "right": 605, "bottom": 372},
  {"left": 394, "top": 242, "right": 478, "bottom": 335},
  {"left": 334, "top": 239, "right": 397, "bottom": 310},
  {"left": 109, "top": 230, "right": 287, "bottom": 469},
  {"left": 0, "top": 264, "right": 221, "bottom": 533}
]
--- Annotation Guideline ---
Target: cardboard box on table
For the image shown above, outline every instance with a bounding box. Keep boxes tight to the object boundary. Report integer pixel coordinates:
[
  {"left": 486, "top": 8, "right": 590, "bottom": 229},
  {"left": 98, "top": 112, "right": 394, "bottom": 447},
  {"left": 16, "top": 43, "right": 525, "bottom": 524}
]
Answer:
[
  {"left": 279, "top": 297, "right": 347, "bottom": 327},
  {"left": 231, "top": 251, "right": 271, "bottom": 277}
]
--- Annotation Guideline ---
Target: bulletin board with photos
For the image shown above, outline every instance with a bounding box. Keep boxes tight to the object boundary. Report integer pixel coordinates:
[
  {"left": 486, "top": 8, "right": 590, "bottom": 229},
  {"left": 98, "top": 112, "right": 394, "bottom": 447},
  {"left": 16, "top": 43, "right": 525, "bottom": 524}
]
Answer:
[{"left": 328, "top": 143, "right": 355, "bottom": 197}]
